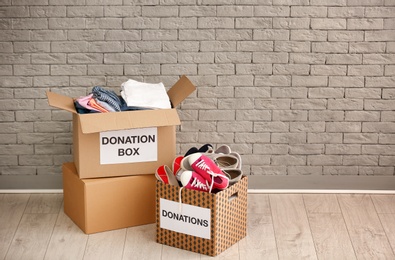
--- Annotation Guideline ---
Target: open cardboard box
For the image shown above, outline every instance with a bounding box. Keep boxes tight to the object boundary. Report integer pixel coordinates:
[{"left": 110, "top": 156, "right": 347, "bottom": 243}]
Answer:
[
  {"left": 156, "top": 176, "right": 248, "bottom": 256},
  {"left": 48, "top": 76, "right": 195, "bottom": 179},
  {"left": 62, "top": 162, "right": 157, "bottom": 234}
]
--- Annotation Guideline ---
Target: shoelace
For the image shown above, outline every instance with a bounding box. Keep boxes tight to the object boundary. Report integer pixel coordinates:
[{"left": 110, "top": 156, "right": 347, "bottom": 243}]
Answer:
[
  {"left": 195, "top": 160, "right": 229, "bottom": 193},
  {"left": 196, "top": 160, "right": 217, "bottom": 176},
  {"left": 178, "top": 187, "right": 183, "bottom": 213},
  {"left": 178, "top": 177, "right": 209, "bottom": 213},
  {"left": 190, "top": 177, "right": 209, "bottom": 191}
]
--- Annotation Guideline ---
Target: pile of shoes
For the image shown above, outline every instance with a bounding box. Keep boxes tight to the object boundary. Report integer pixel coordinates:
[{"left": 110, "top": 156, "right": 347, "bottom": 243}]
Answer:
[{"left": 155, "top": 144, "right": 243, "bottom": 193}]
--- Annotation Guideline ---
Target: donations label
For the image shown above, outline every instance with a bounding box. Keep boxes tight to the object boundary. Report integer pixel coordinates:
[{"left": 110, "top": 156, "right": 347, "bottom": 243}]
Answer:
[
  {"left": 160, "top": 198, "right": 211, "bottom": 239},
  {"left": 99, "top": 127, "right": 157, "bottom": 165}
]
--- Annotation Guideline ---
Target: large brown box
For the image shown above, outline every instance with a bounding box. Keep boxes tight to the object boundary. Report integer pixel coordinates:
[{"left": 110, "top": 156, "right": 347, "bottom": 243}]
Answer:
[
  {"left": 48, "top": 76, "right": 195, "bottom": 179},
  {"left": 156, "top": 176, "right": 248, "bottom": 256},
  {"left": 62, "top": 162, "right": 156, "bottom": 234}
]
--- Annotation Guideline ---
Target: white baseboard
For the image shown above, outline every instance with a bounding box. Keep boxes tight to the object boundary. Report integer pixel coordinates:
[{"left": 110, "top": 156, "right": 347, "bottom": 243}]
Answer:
[{"left": 0, "top": 174, "right": 394, "bottom": 194}]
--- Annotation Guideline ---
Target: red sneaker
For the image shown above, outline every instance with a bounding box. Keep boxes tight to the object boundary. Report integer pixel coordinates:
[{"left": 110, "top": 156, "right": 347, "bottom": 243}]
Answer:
[
  {"left": 187, "top": 153, "right": 229, "bottom": 191},
  {"left": 180, "top": 171, "right": 209, "bottom": 192},
  {"left": 155, "top": 165, "right": 169, "bottom": 184},
  {"left": 155, "top": 165, "right": 179, "bottom": 187},
  {"left": 172, "top": 156, "right": 183, "bottom": 175}
]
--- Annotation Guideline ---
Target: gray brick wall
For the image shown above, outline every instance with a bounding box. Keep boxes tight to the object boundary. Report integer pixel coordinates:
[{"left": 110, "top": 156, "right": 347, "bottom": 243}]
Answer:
[{"left": 0, "top": 1, "right": 394, "bottom": 176}]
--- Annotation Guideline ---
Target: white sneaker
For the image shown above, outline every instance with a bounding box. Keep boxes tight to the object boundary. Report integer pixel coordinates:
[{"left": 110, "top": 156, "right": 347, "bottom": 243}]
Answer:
[{"left": 180, "top": 171, "right": 210, "bottom": 192}]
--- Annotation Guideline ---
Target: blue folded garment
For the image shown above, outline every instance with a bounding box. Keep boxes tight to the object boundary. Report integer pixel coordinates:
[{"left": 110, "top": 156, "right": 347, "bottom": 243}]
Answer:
[
  {"left": 74, "top": 86, "right": 155, "bottom": 114},
  {"left": 92, "top": 86, "right": 122, "bottom": 112}
]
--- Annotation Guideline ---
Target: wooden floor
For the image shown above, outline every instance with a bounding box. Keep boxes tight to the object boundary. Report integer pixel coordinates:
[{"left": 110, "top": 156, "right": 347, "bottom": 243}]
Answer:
[{"left": 1, "top": 193, "right": 395, "bottom": 260}]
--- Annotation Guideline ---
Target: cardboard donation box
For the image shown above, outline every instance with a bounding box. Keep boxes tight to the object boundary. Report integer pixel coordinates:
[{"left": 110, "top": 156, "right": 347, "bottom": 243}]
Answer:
[
  {"left": 48, "top": 76, "right": 196, "bottom": 179},
  {"left": 156, "top": 176, "right": 248, "bottom": 256},
  {"left": 62, "top": 162, "right": 156, "bottom": 234}
]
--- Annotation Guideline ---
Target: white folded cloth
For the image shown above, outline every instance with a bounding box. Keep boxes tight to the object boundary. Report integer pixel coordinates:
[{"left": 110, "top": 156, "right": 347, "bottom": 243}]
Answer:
[{"left": 121, "top": 79, "right": 171, "bottom": 109}]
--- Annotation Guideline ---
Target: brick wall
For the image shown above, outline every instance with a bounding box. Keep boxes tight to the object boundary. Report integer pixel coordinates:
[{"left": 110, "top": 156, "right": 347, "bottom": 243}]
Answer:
[{"left": 0, "top": 0, "right": 394, "bottom": 176}]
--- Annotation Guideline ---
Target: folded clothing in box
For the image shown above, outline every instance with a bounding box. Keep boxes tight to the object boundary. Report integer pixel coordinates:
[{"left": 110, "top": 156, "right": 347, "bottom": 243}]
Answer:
[{"left": 121, "top": 79, "right": 171, "bottom": 109}]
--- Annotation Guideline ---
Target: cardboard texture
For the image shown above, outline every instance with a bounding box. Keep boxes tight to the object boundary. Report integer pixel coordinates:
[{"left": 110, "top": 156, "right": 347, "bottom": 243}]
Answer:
[
  {"left": 48, "top": 76, "right": 196, "bottom": 179},
  {"left": 62, "top": 162, "right": 156, "bottom": 234},
  {"left": 156, "top": 176, "right": 248, "bottom": 256}
]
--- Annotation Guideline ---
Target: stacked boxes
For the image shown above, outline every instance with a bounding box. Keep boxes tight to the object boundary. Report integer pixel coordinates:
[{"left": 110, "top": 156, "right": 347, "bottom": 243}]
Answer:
[{"left": 47, "top": 76, "right": 196, "bottom": 234}]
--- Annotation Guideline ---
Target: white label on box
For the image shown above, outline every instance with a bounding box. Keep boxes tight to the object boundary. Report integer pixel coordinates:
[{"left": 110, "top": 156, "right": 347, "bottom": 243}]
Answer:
[
  {"left": 160, "top": 198, "right": 211, "bottom": 239},
  {"left": 100, "top": 127, "right": 157, "bottom": 165}
]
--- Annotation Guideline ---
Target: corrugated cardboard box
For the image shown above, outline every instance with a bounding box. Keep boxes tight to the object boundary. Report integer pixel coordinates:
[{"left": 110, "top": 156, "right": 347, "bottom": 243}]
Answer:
[
  {"left": 62, "top": 162, "right": 156, "bottom": 234},
  {"left": 48, "top": 76, "right": 195, "bottom": 179},
  {"left": 156, "top": 176, "right": 248, "bottom": 256}
]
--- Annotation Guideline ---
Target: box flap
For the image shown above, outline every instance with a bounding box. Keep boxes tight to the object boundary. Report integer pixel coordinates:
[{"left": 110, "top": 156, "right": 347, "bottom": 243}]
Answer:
[
  {"left": 46, "top": 91, "right": 77, "bottom": 114},
  {"left": 78, "top": 108, "right": 180, "bottom": 134},
  {"left": 167, "top": 75, "right": 196, "bottom": 108}
]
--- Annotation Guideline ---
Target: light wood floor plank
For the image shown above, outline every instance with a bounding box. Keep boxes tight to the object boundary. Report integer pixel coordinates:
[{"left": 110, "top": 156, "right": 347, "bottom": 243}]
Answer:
[
  {"left": 303, "top": 194, "right": 357, "bottom": 259},
  {"left": 201, "top": 243, "right": 239, "bottom": 260},
  {"left": 122, "top": 224, "right": 162, "bottom": 260},
  {"left": 240, "top": 194, "right": 277, "bottom": 259},
  {"left": 2, "top": 193, "right": 395, "bottom": 259},
  {"left": 338, "top": 194, "right": 395, "bottom": 259},
  {"left": 303, "top": 194, "right": 341, "bottom": 214},
  {"left": 44, "top": 207, "right": 88, "bottom": 260},
  {"left": 83, "top": 229, "right": 126, "bottom": 260},
  {"left": 269, "top": 194, "right": 318, "bottom": 260},
  {"left": 308, "top": 213, "right": 356, "bottom": 260},
  {"left": 0, "top": 194, "right": 30, "bottom": 260},
  {"left": 248, "top": 194, "right": 271, "bottom": 214},
  {"left": 24, "top": 193, "right": 63, "bottom": 214},
  {"left": 378, "top": 214, "right": 395, "bottom": 256},
  {"left": 5, "top": 213, "right": 58, "bottom": 260},
  {"left": 239, "top": 213, "right": 278, "bottom": 260},
  {"left": 371, "top": 195, "right": 395, "bottom": 214},
  {"left": 161, "top": 245, "right": 201, "bottom": 260}
]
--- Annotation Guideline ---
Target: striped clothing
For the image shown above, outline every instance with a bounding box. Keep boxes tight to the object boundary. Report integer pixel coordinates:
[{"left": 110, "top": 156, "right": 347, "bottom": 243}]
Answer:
[{"left": 92, "top": 86, "right": 122, "bottom": 112}]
